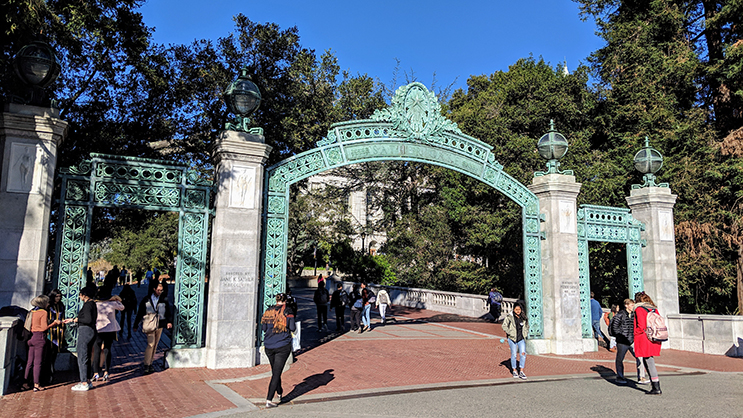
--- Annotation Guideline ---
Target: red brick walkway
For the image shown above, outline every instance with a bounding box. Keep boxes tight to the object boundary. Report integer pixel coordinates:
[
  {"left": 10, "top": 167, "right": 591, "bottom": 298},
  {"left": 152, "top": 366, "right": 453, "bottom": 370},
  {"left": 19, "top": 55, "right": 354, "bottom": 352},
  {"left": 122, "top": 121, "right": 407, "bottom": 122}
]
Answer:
[{"left": 2, "top": 304, "right": 741, "bottom": 418}]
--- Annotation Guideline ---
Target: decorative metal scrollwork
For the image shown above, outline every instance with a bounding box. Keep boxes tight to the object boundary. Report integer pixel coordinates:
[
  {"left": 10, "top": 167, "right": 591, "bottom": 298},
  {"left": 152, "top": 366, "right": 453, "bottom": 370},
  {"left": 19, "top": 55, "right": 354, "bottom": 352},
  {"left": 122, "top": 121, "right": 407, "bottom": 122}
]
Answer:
[
  {"left": 576, "top": 205, "right": 645, "bottom": 338},
  {"left": 54, "top": 154, "right": 213, "bottom": 351}
]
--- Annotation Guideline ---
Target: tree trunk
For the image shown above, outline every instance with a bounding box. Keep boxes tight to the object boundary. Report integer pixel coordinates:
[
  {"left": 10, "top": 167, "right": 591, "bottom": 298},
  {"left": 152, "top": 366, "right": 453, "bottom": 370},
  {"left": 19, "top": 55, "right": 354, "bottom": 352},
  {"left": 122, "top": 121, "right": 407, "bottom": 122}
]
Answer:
[{"left": 702, "top": 0, "right": 732, "bottom": 132}]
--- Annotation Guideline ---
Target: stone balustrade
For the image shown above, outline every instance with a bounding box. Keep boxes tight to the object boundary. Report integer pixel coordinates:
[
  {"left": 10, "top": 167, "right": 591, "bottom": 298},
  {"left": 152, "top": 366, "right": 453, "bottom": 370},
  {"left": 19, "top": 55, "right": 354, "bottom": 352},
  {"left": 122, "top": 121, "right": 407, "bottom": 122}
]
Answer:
[
  {"left": 331, "top": 280, "right": 522, "bottom": 321},
  {"left": 667, "top": 314, "right": 743, "bottom": 357}
]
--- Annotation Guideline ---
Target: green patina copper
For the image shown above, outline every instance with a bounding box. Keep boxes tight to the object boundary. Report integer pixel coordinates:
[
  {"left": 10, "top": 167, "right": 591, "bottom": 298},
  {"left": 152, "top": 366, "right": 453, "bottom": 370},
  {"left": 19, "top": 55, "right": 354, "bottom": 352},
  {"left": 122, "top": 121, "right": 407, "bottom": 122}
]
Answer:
[
  {"left": 260, "top": 82, "right": 545, "bottom": 340},
  {"left": 576, "top": 205, "right": 646, "bottom": 338},
  {"left": 631, "top": 137, "right": 668, "bottom": 189},
  {"left": 54, "top": 153, "right": 213, "bottom": 350}
]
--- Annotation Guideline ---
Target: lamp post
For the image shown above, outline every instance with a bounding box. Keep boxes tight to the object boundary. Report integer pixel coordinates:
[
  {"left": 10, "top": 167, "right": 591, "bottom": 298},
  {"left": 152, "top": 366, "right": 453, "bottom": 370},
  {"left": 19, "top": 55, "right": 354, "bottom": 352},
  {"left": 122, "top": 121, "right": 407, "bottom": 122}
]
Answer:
[
  {"left": 631, "top": 137, "right": 668, "bottom": 189},
  {"left": 224, "top": 67, "right": 262, "bottom": 134},
  {"left": 12, "top": 40, "right": 61, "bottom": 107},
  {"left": 534, "top": 120, "right": 573, "bottom": 176}
]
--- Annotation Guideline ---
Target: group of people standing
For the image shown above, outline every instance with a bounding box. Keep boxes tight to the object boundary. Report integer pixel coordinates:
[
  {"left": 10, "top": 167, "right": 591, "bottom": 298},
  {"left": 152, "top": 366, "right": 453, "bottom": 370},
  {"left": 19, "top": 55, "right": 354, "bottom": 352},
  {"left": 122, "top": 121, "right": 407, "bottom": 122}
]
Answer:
[
  {"left": 23, "top": 274, "right": 172, "bottom": 392},
  {"left": 314, "top": 277, "right": 391, "bottom": 334}
]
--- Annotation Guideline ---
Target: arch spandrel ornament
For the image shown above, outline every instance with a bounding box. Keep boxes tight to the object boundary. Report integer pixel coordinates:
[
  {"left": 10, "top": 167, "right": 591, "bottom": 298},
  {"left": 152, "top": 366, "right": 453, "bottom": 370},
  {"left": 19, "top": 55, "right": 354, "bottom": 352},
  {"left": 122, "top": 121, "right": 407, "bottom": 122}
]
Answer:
[{"left": 261, "top": 83, "right": 545, "bottom": 339}]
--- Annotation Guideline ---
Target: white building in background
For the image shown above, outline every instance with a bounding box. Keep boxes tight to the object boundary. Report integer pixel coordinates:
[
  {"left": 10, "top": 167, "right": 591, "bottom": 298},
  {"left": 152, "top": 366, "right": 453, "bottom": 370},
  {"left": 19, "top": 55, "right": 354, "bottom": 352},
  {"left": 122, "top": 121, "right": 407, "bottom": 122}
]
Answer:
[{"left": 305, "top": 172, "right": 387, "bottom": 254}]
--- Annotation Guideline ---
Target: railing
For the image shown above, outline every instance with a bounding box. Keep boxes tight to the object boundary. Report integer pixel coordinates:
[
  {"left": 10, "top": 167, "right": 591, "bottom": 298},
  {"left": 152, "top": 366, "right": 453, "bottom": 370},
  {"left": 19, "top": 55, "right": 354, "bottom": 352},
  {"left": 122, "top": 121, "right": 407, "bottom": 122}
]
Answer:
[
  {"left": 667, "top": 314, "right": 743, "bottom": 357},
  {"left": 332, "top": 280, "right": 522, "bottom": 321}
]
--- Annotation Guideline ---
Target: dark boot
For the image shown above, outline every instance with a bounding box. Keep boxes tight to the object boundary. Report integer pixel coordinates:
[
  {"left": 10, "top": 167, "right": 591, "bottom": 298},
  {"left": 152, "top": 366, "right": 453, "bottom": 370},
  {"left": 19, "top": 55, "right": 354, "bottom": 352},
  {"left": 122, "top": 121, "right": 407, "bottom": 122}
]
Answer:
[{"left": 646, "top": 381, "right": 662, "bottom": 395}]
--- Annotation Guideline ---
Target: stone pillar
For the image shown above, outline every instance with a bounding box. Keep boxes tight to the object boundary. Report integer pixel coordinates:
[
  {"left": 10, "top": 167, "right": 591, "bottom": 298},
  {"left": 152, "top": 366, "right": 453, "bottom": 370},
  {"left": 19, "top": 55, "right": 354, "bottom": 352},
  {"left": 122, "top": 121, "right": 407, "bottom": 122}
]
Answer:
[
  {"left": 205, "top": 130, "right": 271, "bottom": 369},
  {"left": 0, "top": 104, "right": 67, "bottom": 308},
  {"left": 626, "top": 187, "right": 680, "bottom": 321},
  {"left": 528, "top": 174, "right": 584, "bottom": 354}
]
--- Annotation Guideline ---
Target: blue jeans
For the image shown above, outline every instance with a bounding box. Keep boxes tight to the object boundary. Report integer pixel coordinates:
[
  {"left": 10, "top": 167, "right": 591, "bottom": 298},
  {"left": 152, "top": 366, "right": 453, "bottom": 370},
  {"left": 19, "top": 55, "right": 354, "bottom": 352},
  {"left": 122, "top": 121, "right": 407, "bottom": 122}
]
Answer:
[
  {"left": 592, "top": 320, "right": 607, "bottom": 342},
  {"left": 362, "top": 304, "right": 371, "bottom": 327},
  {"left": 507, "top": 339, "right": 526, "bottom": 371}
]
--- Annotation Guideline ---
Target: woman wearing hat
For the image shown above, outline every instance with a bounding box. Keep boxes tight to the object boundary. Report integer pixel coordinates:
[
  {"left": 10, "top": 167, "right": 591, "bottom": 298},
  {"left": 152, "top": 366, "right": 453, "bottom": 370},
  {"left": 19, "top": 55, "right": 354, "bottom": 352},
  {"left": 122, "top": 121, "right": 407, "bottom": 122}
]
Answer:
[
  {"left": 63, "top": 286, "right": 98, "bottom": 391},
  {"left": 25, "top": 295, "right": 62, "bottom": 391},
  {"left": 261, "top": 293, "right": 296, "bottom": 408}
]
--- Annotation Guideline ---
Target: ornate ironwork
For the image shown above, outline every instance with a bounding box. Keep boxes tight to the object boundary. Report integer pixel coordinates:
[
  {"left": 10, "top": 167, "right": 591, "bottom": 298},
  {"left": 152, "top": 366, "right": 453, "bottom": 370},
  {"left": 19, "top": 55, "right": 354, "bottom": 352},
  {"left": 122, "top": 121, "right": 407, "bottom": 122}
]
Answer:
[
  {"left": 576, "top": 205, "right": 646, "bottom": 338},
  {"left": 54, "top": 154, "right": 214, "bottom": 351},
  {"left": 261, "top": 82, "right": 544, "bottom": 339}
]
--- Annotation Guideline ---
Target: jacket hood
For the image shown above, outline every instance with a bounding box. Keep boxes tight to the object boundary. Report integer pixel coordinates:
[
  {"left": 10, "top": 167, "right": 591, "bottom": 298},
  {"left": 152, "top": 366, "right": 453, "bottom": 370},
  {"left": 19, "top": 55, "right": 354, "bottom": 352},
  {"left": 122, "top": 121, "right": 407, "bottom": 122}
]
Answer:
[{"left": 633, "top": 302, "right": 656, "bottom": 311}]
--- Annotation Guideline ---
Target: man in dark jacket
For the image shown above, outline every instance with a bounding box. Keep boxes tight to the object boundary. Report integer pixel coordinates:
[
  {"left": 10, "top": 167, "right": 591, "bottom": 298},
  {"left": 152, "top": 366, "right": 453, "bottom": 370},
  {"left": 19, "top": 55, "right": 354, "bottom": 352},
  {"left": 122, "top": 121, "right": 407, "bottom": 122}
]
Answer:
[
  {"left": 313, "top": 276, "right": 330, "bottom": 331},
  {"left": 118, "top": 284, "right": 138, "bottom": 340},
  {"left": 330, "top": 283, "right": 348, "bottom": 332},
  {"left": 610, "top": 298, "right": 644, "bottom": 384}
]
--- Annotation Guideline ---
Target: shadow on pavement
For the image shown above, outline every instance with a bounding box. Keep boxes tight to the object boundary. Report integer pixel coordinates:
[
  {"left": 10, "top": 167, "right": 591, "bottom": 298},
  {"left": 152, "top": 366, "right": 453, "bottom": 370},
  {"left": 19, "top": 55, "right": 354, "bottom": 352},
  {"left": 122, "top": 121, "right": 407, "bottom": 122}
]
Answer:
[{"left": 282, "top": 369, "right": 335, "bottom": 403}]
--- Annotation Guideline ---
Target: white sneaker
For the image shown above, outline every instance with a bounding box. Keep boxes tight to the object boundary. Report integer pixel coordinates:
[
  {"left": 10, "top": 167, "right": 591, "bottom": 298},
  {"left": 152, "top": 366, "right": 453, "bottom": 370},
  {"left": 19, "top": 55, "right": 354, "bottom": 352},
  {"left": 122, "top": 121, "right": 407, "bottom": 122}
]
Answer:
[
  {"left": 512, "top": 371, "right": 519, "bottom": 378},
  {"left": 71, "top": 382, "right": 90, "bottom": 391},
  {"left": 518, "top": 371, "right": 527, "bottom": 380}
]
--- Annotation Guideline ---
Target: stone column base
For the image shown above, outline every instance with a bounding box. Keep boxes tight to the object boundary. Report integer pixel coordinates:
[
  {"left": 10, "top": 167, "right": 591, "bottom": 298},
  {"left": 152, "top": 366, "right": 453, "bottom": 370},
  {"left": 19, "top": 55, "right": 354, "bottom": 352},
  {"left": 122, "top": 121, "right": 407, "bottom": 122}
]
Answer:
[
  {"left": 206, "top": 347, "right": 258, "bottom": 369},
  {"left": 166, "top": 348, "right": 206, "bottom": 368},
  {"left": 583, "top": 338, "right": 598, "bottom": 352}
]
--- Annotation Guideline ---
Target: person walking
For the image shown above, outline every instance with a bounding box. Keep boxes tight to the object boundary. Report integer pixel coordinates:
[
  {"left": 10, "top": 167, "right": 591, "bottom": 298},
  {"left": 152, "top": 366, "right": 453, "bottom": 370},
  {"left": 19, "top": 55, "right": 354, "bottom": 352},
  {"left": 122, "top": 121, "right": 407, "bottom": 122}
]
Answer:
[
  {"left": 330, "top": 283, "right": 348, "bottom": 332},
  {"left": 590, "top": 292, "right": 610, "bottom": 349},
  {"left": 25, "top": 295, "right": 61, "bottom": 391},
  {"left": 313, "top": 276, "right": 329, "bottom": 332},
  {"left": 606, "top": 304, "right": 618, "bottom": 353},
  {"left": 118, "top": 283, "right": 137, "bottom": 339},
  {"left": 375, "top": 286, "right": 391, "bottom": 325},
  {"left": 261, "top": 293, "right": 296, "bottom": 408},
  {"left": 64, "top": 286, "right": 98, "bottom": 391},
  {"left": 350, "top": 284, "right": 362, "bottom": 332},
  {"left": 92, "top": 288, "right": 124, "bottom": 382},
  {"left": 488, "top": 287, "right": 503, "bottom": 322},
  {"left": 44, "top": 289, "right": 66, "bottom": 385},
  {"left": 360, "top": 283, "right": 375, "bottom": 332},
  {"left": 285, "top": 287, "right": 298, "bottom": 317},
  {"left": 634, "top": 291, "right": 663, "bottom": 395},
  {"left": 133, "top": 282, "right": 172, "bottom": 374},
  {"left": 502, "top": 303, "right": 529, "bottom": 380},
  {"left": 610, "top": 298, "right": 645, "bottom": 384}
]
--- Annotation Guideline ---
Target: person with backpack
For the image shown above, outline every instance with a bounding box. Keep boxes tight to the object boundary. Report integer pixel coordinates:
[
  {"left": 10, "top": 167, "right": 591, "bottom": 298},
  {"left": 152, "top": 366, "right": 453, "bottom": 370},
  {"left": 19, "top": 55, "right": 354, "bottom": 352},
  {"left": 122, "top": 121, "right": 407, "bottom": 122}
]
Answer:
[
  {"left": 330, "top": 283, "right": 348, "bottom": 332},
  {"left": 590, "top": 292, "right": 610, "bottom": 349},
  {"left": 375, "top": 286, "right": 391, "bottom": 325},
  {"left": 313, "top": 276, "right": 330, "bottom": 332},
  {"left": 634, "top": 291, "right": 664, "bottom": 395},
  {"left": 605, "top": 304, "right": 618, "bottom": 353},
  {"left": 261, "top": 293, "right": 296, "bottom": 408},
  {"left": 488, "top": 288, "right": 503, "bottom": 322},
  {"left": 610, "top": 298, "right": 645, "bottom": 384},
  {"left": 63, "top": 286, "right": 98, "bottom": 391}
]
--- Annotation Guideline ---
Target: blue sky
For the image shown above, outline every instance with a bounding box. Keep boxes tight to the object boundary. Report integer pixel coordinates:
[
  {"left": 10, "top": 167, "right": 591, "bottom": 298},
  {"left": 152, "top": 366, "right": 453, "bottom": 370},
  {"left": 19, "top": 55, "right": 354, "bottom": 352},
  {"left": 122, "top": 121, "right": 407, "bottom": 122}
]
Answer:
[{"left": 139, "top": 0, "right": 604, "bottom": 92}]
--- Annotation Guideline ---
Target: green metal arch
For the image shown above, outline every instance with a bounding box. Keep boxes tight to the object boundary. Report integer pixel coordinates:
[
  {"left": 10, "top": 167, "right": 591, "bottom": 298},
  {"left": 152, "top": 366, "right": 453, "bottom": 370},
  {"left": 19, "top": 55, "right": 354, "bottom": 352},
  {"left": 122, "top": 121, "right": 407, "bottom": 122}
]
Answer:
[
  {"left": 260, "top": 82, "right": 544, "bottom": 339},
  {"left": 576, "top": 204, "right": 646, "bottom": 338}
]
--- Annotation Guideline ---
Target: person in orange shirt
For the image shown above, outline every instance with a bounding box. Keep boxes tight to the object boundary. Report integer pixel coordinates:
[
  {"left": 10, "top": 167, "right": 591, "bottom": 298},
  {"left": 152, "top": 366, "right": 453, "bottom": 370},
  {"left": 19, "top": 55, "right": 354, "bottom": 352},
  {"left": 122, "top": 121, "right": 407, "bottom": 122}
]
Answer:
[{"left": 25, "top": 295, "right": 62, "bottom": 391}]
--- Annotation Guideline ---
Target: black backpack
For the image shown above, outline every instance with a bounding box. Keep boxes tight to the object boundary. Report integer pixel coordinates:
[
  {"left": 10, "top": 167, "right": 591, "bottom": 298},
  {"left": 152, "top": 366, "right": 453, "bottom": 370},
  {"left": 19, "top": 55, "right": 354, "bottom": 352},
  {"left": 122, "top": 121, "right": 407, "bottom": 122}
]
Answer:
[
  {"left": 315, "top": 287, "right": 329, "bottom": 305},
  {"left": 340, "top": 290, "right": 350, "bottom": 307}
]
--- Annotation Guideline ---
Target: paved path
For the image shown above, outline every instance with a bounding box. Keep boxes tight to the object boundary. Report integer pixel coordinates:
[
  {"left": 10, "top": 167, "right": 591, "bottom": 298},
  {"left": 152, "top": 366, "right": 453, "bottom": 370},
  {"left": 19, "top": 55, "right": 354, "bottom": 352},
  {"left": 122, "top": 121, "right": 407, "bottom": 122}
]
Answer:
[{"left": 1, "top": 287, "right": 742, "bottom": 418}]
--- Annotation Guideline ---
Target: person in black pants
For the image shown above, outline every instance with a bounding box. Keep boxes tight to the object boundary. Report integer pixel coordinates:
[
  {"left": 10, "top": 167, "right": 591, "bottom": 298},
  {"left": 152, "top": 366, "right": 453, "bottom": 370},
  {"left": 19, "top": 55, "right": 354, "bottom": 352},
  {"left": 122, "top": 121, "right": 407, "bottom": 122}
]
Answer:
[
  {"left": 118, "top": 284, "right": 137, "bottom": 339},
  {"left": 261, "top": 293, "right": 296, "bottom": 408},
  {"left": 313, "top": 276, "right": 329, "bottom": 331},
  {"left": 65, "top": 286, "right": 98, "bottom": 391},
  {"left": 330, "top": 284, "right": 347, "bottom": 332}
]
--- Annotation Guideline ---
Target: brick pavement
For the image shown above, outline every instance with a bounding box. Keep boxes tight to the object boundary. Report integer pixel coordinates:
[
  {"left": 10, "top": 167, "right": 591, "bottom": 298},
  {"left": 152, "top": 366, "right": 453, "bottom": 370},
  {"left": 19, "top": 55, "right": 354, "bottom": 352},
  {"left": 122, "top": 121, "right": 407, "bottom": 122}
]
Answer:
[{"left": 1, "top": 288, "right": 741, "bottom": 417}]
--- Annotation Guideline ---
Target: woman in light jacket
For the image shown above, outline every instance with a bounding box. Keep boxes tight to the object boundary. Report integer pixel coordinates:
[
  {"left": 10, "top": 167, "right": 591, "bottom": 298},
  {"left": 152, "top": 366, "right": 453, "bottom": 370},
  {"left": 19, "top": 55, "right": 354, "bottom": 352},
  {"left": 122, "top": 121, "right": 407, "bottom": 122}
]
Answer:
[
  {"left": 92, "top": 287, "right": 124, "bottom": 382},
  {"left": 375, "top": 287, "right": 391, "bottom": 325},
  {"left": 133, "top": 282, "right": 172, "bottom": 374},
  {"left": 502, "top": 303, "right": 529, "bottom": 380},
  {"left": 634, "top": 291, "right": 663, "bottom": 395}
]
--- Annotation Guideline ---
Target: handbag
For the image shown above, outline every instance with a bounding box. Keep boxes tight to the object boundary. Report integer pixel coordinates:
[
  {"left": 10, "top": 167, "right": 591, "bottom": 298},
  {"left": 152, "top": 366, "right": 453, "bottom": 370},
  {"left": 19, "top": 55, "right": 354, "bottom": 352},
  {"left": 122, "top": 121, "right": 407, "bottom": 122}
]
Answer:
[{"left": 142, "top": 299, "right": 159, "bottom": 333}]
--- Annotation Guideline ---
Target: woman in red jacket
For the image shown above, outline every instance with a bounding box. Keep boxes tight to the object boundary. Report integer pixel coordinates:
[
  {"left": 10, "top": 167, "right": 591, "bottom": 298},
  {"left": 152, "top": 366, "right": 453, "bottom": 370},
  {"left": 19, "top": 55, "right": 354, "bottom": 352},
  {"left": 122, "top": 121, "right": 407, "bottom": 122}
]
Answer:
[{"left": 633, "top": 291, "right": 662, "bottom": 395}]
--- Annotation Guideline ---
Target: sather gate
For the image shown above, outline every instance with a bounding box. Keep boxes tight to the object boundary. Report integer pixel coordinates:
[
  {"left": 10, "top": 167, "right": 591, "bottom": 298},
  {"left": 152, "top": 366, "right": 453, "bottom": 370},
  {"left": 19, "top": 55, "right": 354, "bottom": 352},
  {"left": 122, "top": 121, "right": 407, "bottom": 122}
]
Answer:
[{"left": 259, "top": 82, "right": 546, "bottom": 339}]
